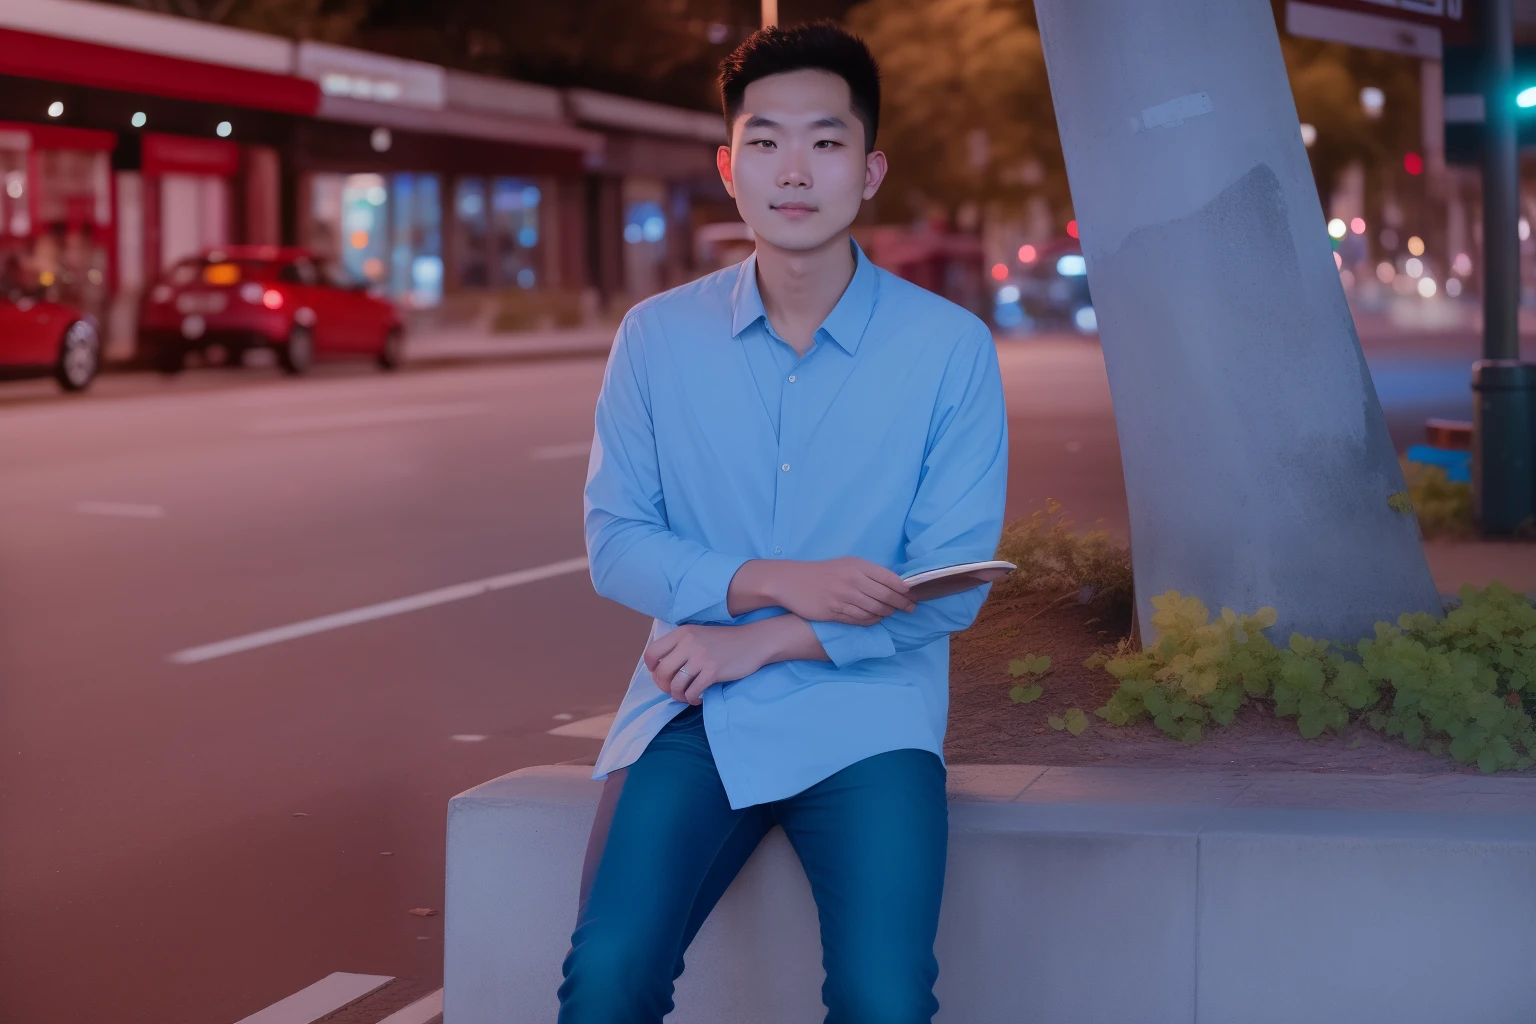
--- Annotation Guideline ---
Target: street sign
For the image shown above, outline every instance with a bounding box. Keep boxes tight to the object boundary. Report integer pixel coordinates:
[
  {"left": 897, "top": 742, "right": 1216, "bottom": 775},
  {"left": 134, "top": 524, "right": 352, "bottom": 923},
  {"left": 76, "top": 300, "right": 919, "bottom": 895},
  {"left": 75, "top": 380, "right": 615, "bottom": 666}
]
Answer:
[
  {"left": 1286, "top": 0, "right": 1476, "bottom": 58},
  {"left": 1442, "top": 43, "right": 1536, "bottom": 164}
]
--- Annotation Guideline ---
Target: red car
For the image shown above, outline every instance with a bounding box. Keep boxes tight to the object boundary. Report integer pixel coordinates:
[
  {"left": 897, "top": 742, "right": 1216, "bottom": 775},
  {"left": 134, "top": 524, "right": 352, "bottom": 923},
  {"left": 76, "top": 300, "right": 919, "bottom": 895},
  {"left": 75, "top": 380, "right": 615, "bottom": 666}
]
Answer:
[
  {"left": 138, "top": 246, "right": 404, "bottom": 376},
  {"left": 0, "top": 291, "right": 102, "bottom": 392}
]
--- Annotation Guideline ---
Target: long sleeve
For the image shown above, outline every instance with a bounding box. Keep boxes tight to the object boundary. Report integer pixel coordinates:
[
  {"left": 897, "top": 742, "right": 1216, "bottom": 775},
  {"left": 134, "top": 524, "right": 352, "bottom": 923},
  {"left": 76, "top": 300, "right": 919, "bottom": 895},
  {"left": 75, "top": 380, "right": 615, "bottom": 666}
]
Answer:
[
  {"left": 809, "top": 326, "right": 1009, "bottom": 668},
  {"left": 583, "top": 313, "right": 749, "bottom": 625}
]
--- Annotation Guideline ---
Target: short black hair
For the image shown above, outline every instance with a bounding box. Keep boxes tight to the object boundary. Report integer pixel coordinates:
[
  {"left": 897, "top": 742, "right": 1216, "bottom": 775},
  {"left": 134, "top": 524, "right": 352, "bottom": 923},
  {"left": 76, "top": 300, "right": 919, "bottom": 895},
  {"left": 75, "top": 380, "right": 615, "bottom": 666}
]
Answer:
[{"left": 718, "top": 22, "right": 881, "bottom": 152}]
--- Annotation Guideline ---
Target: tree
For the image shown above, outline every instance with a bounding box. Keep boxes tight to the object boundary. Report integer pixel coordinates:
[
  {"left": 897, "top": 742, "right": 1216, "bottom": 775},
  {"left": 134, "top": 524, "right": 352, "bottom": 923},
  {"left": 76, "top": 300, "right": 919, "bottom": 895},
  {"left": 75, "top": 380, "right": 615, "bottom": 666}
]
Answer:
[
  {"left": 106, "top": 0, "right": 369, "bottom": 43},
  {"left": 1281, "top": 33, "right": 1422, "bottom": 222},
  {"left": 847, "top": 0, "right": 1070, "bottom": 223}
]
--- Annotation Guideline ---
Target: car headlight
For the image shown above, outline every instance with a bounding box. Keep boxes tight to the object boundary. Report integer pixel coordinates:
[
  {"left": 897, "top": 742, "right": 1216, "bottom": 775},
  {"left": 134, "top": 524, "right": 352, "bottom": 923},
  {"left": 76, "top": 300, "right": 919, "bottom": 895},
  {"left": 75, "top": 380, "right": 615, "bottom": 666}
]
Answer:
[{"left": 240, "top": 282, "right": 264, "bottom": 304}]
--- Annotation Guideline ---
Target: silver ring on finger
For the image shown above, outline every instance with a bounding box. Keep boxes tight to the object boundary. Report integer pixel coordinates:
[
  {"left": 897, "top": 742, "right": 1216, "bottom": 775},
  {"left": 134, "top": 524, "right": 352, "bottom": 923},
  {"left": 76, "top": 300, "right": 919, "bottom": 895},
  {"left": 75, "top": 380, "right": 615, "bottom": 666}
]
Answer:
[{"left": 676, "top": 667, "right": 694, "bottom": 680}]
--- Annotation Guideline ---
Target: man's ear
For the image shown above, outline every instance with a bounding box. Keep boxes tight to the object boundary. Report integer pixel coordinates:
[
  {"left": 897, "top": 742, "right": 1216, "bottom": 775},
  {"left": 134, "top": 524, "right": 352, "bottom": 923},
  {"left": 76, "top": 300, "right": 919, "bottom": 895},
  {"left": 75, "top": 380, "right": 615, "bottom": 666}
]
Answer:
[
  {"left": 716, "top": 144, "right": 736, "bottom": 199},
  {"left": 862, "top": 149, "right": 888, "bottom": 201}
]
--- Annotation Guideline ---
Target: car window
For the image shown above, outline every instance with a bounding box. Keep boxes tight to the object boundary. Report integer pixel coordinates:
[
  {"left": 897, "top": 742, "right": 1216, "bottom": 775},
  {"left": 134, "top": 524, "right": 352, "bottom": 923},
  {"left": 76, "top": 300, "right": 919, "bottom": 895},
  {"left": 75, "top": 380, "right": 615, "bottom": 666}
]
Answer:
[
  {"left": 319, "top": 261, "right": 358, "bottom": 290},
  {"left": 278, "top": 259, "right": 318, "bottom": 286}
]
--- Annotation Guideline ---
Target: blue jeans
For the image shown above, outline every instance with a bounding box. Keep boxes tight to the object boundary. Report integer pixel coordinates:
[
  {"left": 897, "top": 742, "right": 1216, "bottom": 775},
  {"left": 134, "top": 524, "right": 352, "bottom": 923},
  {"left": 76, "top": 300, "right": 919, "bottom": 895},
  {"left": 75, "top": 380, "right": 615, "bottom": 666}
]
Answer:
[{"left": 557, "top": 704, "right": 949, "bottom": 1024}]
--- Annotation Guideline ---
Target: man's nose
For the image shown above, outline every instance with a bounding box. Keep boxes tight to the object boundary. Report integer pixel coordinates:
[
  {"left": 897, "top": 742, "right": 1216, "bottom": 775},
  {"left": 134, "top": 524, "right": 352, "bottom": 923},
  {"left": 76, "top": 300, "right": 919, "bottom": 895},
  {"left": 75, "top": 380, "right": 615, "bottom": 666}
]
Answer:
[{"left": 777, "top": 156, "right": 811, "bottom": 189}]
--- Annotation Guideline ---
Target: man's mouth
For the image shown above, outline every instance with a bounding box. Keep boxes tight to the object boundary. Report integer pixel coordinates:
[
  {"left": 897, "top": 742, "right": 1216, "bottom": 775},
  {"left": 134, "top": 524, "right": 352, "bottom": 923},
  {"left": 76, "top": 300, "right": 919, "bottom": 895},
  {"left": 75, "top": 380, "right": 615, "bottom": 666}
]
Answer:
[{"left": 771, "top": 202, "right": 817, "bottom": 218}]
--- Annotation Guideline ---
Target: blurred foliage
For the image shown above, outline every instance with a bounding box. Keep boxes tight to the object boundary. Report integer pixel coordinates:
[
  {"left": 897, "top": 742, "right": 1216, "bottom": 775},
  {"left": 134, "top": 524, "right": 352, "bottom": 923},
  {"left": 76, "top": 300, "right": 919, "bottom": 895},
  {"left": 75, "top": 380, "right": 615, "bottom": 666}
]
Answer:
[
  {"left": 1401, "top": 456, "right": 1476, "bottom": 539},
  {"left": 113, "top": 0, "right": 369, "bottom": 43},
  {"left": 104, "top": 0, "right": 1427, "bottom": 229},
  {"left": 489, "top": 288, "right": 586, "bottom": 333},
  {"left": 847, "top": 0, "right": 1069, "bottom": 224},
  {"left": 1281, "top": 39, "right": 1424, "bottom": 223},
  {"left": 848, "top": 0, "right": 1424, "bottom": 225}
]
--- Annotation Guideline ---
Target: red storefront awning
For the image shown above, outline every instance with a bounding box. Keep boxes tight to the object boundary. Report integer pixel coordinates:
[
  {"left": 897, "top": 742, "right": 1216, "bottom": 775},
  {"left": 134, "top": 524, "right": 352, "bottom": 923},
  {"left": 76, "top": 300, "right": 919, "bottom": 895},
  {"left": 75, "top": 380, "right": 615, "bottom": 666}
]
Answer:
[{"left": 0, "top": 26, "right": 319, "bottom": 117}]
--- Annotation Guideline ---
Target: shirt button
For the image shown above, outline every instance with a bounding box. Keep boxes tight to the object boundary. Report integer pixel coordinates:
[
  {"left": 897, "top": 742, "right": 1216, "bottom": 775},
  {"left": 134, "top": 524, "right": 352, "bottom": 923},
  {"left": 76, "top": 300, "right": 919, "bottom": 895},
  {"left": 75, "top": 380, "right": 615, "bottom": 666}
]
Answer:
[
  {"left": 773, "top": 546, "right": 782, "bottom": 554},
  {"left": 781, "top": 463, "right": 790, "bottom": 472},
  {"left": 788, "top": 374, "right": 796, "bottom": 382}
]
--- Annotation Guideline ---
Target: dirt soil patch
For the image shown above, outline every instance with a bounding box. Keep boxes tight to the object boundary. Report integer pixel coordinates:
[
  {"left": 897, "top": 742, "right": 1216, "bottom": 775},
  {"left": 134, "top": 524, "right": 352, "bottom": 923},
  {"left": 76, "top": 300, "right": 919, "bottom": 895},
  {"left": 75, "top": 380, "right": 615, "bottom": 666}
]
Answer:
[{"left": 945, "top": 590, "right": 1493, "bottom": 775}]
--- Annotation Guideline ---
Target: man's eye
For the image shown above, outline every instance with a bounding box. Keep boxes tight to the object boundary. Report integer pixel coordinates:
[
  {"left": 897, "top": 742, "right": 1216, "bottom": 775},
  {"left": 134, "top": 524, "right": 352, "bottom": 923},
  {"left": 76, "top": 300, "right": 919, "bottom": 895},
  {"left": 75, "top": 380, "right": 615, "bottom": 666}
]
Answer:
[{"left": 751, "top": 139, "right": 776, "bottom": 149}]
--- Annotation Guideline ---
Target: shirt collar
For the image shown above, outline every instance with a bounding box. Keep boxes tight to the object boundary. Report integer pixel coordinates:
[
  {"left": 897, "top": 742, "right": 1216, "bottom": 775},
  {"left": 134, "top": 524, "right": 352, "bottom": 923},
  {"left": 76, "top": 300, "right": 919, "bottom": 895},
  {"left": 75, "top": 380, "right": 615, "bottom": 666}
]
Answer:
[{"left": 729, "top": 240, "right": 879, "bottom": 355}]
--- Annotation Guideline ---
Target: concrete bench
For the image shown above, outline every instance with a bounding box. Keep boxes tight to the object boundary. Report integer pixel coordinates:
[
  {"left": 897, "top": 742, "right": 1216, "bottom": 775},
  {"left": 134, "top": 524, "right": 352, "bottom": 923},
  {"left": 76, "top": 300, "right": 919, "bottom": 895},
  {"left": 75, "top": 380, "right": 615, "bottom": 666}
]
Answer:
[{"left": 443, "top": 762, "right": 1536, "bottom": 1024}]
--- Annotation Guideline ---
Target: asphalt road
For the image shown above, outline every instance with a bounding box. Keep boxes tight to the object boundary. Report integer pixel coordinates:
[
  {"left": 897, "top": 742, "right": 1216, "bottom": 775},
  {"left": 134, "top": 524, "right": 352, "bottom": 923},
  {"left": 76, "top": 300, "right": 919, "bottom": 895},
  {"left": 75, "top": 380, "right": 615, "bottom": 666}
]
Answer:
[{"left": 0, "top": 335, "right": 1492, "bottom": 1023}]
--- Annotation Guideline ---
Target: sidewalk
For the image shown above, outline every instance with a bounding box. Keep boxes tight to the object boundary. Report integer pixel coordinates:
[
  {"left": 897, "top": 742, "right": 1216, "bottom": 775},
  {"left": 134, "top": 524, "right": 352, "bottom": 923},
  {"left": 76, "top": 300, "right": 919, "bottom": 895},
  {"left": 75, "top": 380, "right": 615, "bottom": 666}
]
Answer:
[
  {"left": 1425, "top": 537, "right": 1536, "bottom": 597},
  {"left": 401, "top": 323, "right": 615, "bottom": 367}
]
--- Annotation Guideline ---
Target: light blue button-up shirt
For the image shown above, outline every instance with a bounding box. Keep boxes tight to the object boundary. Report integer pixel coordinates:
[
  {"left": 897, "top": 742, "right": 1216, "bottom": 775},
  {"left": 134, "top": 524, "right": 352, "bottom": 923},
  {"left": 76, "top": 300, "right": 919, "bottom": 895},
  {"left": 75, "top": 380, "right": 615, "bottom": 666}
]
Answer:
[{"left": 583, "top": 243, "right": 1008, "bottom": 810}]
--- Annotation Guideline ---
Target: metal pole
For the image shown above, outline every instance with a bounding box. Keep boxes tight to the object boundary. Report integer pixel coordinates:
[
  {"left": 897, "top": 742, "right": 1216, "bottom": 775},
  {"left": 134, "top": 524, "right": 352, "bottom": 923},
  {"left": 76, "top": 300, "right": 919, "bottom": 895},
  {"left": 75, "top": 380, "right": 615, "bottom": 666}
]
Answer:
[
  {"left": 762, "top": 0, "right": 778, "bottom": 29},
  {"left": 1474, "top": 0, "right": 1536, "bottom": 535},
  {"left": 1483, "top": 0, "right": 1519, "bottom": 359}
]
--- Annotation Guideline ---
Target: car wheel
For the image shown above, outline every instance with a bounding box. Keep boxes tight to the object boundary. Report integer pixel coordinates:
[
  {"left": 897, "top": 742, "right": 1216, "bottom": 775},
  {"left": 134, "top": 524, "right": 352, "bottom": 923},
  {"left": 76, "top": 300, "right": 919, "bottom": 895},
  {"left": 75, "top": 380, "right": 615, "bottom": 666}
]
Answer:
[
  {"left": 153, "top": 341, "right": 186, "bottom": 376},
  {"left": 54, "top": 320, "right": 101, "bottom": 392},
  {"left": 279, "top": 324, "right": 314, "bottom": 376},
  {"left": 377, "top": 327, "right": 404, "bottom": 371}
]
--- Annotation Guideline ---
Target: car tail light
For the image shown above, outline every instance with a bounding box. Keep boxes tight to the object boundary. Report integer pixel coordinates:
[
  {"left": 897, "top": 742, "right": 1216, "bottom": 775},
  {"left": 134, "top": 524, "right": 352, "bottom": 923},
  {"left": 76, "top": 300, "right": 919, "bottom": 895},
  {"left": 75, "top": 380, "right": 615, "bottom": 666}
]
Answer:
[
  {"left": 151, "top": 284, "right": 173, "bottom": 304},
  {"left": 239, "top": 282, "right": 264, "bottom": 304},
  {"left": 262, "top": 289, "right": 284, "bottom": 310}
]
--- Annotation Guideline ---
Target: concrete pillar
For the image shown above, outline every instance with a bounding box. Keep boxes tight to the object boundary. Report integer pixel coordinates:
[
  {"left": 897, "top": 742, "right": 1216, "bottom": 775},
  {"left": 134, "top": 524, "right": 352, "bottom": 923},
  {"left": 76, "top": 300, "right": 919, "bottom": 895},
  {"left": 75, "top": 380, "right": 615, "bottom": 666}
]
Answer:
[{"left": 1034, "top": 0, "right": 1442, "bottom": 644}]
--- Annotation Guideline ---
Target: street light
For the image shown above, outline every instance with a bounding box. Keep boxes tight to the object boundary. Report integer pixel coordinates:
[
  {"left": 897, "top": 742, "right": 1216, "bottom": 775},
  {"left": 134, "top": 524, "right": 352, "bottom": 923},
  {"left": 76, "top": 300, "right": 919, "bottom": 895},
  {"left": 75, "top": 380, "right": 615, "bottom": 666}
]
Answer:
[{"left": 1360, "top": 86, "right": 1385, "bottom": 118}]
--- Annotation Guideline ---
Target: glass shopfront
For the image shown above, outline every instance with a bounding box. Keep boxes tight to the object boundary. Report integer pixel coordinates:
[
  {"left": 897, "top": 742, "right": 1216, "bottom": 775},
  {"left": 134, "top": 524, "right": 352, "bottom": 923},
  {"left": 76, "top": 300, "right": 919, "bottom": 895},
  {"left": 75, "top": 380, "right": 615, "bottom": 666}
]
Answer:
[
  {"left": 453, "top": 175, "right": 543, "bottom": 290},
  {"left": 0, "top": 122, "right": 113, "bottom": 319},
  {"left": 306, "top": 170, "right": 444, "bottom": 308}
]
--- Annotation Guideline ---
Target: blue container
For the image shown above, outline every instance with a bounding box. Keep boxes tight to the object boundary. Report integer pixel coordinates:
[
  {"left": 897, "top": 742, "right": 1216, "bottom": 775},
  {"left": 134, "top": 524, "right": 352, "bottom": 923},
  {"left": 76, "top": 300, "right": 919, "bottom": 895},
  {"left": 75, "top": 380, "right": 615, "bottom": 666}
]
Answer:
[{"left": 1406, "top": 444, "right": 1472, "bottom": 483}]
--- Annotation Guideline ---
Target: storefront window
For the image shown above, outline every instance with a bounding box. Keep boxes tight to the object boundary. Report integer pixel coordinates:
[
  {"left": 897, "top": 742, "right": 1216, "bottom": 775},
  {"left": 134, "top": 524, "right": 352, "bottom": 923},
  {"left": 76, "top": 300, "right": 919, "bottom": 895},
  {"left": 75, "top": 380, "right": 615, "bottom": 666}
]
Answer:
[
  {"left": 492, "top": 177, "right": 541, "bottom": 289},
  {"left": 390, "top": 173, "right": 442, "bottom": 308},
  {"left": 622, "top": 178, "right": 669, "bottom": 299},
  {"left": 0, "top": 136, "right": 111, "bottom": 317},
  {"left": 454, "top": 178, "right": 489, "bottom": 288},
  {"left": 340, "top": 172, "right": 390, "bottom": 286}
]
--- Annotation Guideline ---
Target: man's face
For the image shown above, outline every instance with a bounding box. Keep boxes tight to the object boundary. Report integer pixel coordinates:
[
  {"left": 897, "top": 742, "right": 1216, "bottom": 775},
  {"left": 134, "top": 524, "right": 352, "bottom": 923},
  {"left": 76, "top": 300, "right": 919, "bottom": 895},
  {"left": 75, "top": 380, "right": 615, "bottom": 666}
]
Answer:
[{"left": 718, "top": 69, "right": 886, "bottom": 253}]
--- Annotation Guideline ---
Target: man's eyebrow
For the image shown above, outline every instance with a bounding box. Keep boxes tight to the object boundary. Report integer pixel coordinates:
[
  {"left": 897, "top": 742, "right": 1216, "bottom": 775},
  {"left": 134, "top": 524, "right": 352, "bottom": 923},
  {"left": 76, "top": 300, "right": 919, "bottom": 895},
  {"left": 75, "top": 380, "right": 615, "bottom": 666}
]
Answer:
[{"left": 739, "top": 114, "right": 851, "bottom": 131}]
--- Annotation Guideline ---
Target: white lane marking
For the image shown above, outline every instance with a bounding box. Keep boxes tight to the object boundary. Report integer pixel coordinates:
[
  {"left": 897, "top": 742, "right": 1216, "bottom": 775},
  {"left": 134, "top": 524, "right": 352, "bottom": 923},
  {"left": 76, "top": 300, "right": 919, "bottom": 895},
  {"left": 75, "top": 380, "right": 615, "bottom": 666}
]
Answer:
[
  {"left": 169, "top": 556, "right": 590, "bottom": 665},
  {"left": 451, "top": 734, "right": 488, "bottom": 743},
  {"left": 76, "top": 501, "right": 166, "bottom": 519},
  {"left": 245, "top": 402, "right": 490, "bottom": 435},
  {"left": 548, "top": 712, "right": 616, "bottom": 739},
  {"left": 234, "top": 972, "right": 393, "bottom": 1024},
  {"left": 378, "top": 988, "right": 444, "bottom": 1024},
  {"left": 532, "top": 440, "right": 592, "bottom": 460}
]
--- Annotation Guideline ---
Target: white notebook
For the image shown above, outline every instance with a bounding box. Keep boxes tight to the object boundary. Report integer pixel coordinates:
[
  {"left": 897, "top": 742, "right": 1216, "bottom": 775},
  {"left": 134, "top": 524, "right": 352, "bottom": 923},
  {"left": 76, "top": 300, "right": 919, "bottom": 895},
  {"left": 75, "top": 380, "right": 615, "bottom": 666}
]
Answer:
[{"left": 900, "top": 560, "right": 1017, "bottom": 602}]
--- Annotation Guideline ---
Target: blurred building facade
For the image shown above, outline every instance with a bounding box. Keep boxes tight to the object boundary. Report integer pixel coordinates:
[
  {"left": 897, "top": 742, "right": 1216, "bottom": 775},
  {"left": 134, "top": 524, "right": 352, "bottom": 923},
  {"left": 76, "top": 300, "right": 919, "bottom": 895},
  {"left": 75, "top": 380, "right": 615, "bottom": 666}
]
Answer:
[{"left": 0, "top": 0, "right": 731, "bottom": 358}]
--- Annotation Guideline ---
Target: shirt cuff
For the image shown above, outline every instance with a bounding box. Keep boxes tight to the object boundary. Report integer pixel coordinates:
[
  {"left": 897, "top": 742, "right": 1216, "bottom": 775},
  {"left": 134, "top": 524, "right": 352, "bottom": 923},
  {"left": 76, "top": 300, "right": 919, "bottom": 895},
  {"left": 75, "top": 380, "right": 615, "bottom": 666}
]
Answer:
[
  {"left": 809, "top": 619, "right": 897, "bottom": 668},
  {"left": 671, "top": 550, "right": 752, "bottom": 624}
]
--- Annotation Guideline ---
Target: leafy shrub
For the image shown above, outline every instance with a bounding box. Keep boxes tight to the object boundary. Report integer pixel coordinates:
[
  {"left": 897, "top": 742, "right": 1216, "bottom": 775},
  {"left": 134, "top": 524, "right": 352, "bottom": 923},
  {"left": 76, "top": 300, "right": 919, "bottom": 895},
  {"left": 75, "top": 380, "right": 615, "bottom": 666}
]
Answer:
[
  {"left": 1400, "top": 457, "right": 1474, "bottom": 539},
  {"left": 1089, "top": 584, "right": 1536, "bottom": 772},
  {"left": 491, "top": 288, "right": 585, "bottom": 332},
  {"left": 993, "top": 499, "right": 1133, "bottom": 611}
]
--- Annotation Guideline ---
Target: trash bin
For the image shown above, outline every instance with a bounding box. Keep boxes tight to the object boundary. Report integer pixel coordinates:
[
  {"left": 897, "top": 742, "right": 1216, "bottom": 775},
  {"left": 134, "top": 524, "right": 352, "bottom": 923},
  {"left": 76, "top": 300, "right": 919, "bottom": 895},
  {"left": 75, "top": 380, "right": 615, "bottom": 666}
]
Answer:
[{"left": 1471, "top": 360, "right": 1536, "bottom": 534}]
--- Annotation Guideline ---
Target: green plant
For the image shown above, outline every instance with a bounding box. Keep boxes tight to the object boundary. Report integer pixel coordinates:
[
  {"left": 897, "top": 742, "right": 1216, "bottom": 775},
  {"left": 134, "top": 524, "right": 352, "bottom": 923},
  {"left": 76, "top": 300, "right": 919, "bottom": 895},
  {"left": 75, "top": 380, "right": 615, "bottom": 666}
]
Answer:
[
  {"left": 1400, "top": 456, "right": 1474, "bottom": 538},
  {"left": 491, "top": 288, "right": 585, "bottom": 333},
  {"left": 1007, "top": 654, "right": 1050, "bottom": 703},
  {"left": 992, "top": 499, "right": 1133, "bottom": 610},
  {"left": 1090, "top": 585, "right": 1536, "bottom": 772},
  {"left": 1048, "top": 708, "right": 1089, "bottom": 735}
]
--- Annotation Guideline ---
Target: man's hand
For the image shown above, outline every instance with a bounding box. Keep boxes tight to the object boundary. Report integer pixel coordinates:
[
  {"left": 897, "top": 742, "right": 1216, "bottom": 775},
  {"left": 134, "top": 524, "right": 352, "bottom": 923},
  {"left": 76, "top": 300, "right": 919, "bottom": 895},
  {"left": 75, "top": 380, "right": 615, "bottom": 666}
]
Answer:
[
  {"left": 742, "top": 557, "right": 917, "bottom": 625},
  {"left": 645, "top": 623, "right": 775, "bottom": 705}
]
